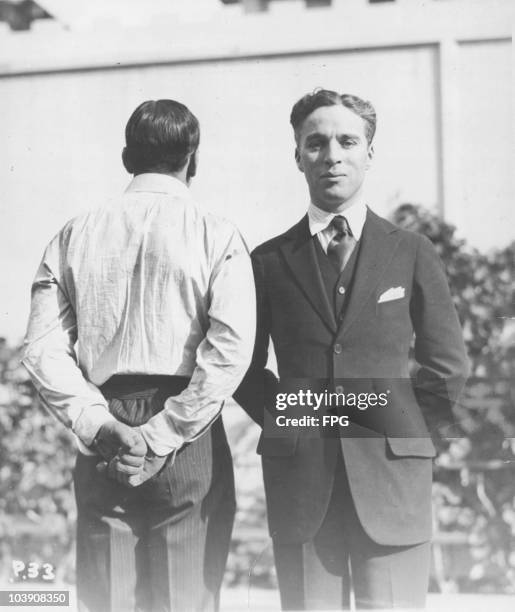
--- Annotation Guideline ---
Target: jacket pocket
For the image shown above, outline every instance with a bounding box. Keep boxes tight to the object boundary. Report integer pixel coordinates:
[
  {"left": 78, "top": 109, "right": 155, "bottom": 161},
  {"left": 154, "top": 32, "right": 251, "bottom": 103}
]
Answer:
[{"left": 386, "top": 436, "right": 436, "bottom": 458}]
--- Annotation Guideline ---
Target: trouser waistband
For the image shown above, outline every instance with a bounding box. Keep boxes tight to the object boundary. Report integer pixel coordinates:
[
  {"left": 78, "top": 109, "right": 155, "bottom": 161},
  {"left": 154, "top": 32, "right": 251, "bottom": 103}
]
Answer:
[
  {"left": 99, "top": 375, "right": 191, "bottom": 427},
  {"left": 100, "top": 374, "right": 190, "bottom": 399}
]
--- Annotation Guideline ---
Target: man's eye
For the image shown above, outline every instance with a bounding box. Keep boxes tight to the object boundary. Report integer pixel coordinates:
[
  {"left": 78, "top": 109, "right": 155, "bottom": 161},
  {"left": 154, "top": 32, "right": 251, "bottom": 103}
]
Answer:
[
  {"left": 340, "top": 140, "right": 356, "bottom": 148},
  {"left": 307, "top": 141, "right": 322, "bottom": 150}
]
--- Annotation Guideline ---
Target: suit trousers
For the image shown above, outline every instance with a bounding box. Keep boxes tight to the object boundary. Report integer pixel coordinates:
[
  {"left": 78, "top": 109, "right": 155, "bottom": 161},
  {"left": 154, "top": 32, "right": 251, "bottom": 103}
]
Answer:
[
  {"left": 272, "top": 448, "right": 430, "bottom": 610},
  {"left": 74, "top": 376, "right": 236, "bottom": 612}
]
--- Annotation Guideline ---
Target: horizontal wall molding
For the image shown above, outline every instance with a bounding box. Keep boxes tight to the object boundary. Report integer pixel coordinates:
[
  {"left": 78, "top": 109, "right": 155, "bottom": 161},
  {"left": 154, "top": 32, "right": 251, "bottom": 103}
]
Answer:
[{"left": 1, "top": 0, "right": 512, "bottom": 77}]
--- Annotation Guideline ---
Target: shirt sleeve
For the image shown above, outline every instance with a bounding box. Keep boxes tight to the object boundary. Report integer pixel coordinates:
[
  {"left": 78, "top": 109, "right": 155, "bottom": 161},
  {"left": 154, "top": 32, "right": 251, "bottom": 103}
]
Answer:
[
  {"left": 139, "top": 226, "right": 256, "bottom": 456},
  {"left": 21, "top": 233, "right": 115, "bottom": 452}
]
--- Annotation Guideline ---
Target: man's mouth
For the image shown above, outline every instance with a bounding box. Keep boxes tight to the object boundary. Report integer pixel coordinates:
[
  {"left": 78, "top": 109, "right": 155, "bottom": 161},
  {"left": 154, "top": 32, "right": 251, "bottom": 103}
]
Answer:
[{"left": 320, "top": 173, "right": 346, "bottom": 179}]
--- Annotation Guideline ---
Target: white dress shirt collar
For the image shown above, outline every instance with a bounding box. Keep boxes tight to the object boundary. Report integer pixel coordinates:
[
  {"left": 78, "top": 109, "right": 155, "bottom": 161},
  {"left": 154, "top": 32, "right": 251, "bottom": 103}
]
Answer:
[
  {"left": 125, "top": 172, "right": 191, "bottom": 198},
  {"left": 308, "top": 199, "right": 368, "bottom": 241}
]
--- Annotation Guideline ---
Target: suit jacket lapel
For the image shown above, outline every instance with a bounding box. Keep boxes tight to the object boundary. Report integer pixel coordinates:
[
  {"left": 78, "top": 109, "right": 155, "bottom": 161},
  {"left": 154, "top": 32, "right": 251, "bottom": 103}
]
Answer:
[
  {"left": 280, "top": 216, "right": 337, "bottom": 333},
  {"left": 339, "top": 209, "right": 401, "bottom": 337}
]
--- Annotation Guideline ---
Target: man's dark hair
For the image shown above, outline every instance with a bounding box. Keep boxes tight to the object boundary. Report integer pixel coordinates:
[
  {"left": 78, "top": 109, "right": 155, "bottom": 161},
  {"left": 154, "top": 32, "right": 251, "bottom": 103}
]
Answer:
[
  {"left": 122, "top": 99, "right": 200, "bottom": 175},
  {"left": 290, "top": 89, "right": 376, "bottom": 144}
]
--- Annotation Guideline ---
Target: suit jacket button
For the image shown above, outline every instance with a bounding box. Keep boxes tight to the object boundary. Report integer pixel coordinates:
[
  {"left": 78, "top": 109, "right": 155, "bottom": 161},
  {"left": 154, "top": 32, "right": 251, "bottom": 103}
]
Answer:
[
  {"left": 338, "top": 286, "right": 345, "bottom": 295},
  {"left": 333, "top": 343, "right": 342, "bottom": 354},
  {"left": 335, "top": 385, "right": 344, "bottom": 393}
]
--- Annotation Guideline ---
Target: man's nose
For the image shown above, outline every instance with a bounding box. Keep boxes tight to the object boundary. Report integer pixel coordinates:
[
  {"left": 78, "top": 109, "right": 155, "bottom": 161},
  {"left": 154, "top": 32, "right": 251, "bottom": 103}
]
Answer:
[{"left": 324, "top": 139, "right": 344, "bottom": 165}]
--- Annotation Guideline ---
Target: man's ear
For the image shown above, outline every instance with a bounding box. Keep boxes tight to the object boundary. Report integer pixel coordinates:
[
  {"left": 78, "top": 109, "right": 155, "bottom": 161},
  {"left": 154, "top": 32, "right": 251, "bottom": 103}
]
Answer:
[
  {"left": 121, "top": 147, "right": 134, "bottom": 174},
  {"left": 186, "top": 150, "right": 198, "bottom": 182},
  {"left": 366, "top": 144, "right": 374, "bottom": 170},
  {"left": 295, "top": 148, "right": 304, "bottom": 173}
]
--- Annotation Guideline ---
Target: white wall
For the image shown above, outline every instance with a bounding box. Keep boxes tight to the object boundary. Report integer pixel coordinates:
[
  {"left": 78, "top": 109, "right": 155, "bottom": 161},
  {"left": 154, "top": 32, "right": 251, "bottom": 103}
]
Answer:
[{"left": 453, "top": 40, "right": 513, "bottom": 245}]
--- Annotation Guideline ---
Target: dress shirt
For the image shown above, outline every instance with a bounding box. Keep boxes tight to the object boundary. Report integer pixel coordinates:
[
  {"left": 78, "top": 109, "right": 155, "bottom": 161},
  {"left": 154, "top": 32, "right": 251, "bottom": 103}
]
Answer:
[
  {"left": 22, "top": 173, "right": 256, "bottom": 456},
  {"left": 308, "top": 198, "right": 367, "bottom": 253}
]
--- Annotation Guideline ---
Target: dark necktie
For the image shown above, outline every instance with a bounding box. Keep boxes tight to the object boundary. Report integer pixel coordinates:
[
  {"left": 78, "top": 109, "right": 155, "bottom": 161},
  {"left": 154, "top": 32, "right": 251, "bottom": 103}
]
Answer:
[{"left": 326, "top": 215, "right": 357, "bottom": 272}]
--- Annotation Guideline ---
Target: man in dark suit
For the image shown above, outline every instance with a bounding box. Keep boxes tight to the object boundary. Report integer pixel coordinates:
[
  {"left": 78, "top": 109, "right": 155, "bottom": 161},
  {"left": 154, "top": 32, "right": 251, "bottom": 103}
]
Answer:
[{"left": 235, "top": 89, "right": 469, "bottom": 609}]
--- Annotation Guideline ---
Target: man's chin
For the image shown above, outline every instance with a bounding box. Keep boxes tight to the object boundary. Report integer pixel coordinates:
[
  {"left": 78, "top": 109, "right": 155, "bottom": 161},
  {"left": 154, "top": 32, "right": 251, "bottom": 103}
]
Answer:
[{"left": 316, "top": 191, "right": 349, "bottom": 212}]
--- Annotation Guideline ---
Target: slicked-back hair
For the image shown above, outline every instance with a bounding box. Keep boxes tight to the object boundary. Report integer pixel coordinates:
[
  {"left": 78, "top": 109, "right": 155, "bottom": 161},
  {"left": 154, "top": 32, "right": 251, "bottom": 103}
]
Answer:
[
  {"left": 123, "top": 99, "right": 200, "bottom": 175},
  {"left": 290, "top": 89, "right": 376, "bottom": 145}
]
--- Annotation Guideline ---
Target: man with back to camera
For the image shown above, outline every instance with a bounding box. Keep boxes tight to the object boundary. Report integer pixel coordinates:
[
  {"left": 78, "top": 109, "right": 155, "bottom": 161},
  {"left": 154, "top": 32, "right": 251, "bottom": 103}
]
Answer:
[
  {"left": 235, "top": 89, "right": 469, "bottom": 609},
  {"left": 22, "top": 99, "right": 255, "bottom": 612}
]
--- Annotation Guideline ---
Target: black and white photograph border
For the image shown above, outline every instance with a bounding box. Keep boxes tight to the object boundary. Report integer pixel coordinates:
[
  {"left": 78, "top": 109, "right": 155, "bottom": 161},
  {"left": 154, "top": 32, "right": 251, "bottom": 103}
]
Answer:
[{"left": 1, "top": 1, "right": 514, "bottom": 611}]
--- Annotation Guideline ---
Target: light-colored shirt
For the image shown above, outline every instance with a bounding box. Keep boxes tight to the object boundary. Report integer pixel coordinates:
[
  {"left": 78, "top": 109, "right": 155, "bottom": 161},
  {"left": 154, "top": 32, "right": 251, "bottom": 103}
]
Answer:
[
  {"left": 22, "top": 173, "right": 256, "bottom": 456},
  {"left": 307, "top": 199, "right": 367, "bottom": 253}
]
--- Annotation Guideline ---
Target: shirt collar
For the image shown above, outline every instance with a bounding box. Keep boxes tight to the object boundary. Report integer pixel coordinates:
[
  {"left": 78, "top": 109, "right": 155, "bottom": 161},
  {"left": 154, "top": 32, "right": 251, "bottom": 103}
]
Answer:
[
  {"left": 125, "top": 173, "right": 191, "bottom": 198},
  {"left": 308, "top": 199, "right": 368, "bottom": 241}
]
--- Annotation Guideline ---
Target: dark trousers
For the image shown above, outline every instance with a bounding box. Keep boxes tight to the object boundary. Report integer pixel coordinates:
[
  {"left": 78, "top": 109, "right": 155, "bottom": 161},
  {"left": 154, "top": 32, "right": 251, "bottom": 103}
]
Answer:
[
  {"left": 74, "top": 376, "right": 236, "bottom": 612},
  {"left": 273, "top": 450, "right": 430, "bottom": 610}
]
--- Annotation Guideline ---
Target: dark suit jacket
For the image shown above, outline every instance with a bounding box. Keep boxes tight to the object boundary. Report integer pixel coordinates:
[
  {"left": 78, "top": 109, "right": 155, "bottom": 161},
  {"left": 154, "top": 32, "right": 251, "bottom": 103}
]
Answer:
[{"left": 235, "top": 209, "right": 469, "bottom": 546}]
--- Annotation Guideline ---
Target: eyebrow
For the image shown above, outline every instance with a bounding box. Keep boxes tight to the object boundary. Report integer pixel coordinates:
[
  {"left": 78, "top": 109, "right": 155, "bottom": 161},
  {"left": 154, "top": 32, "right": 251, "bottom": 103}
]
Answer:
[{"left": 304, "top": 132, "right": 362, "bottom": 141}]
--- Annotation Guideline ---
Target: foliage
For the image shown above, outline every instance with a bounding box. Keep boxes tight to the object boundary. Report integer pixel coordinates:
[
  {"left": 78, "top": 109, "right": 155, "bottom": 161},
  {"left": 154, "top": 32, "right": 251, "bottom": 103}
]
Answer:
[
  {"left": 0, "top": 340, "right": 76, "bottom": 583},
  {"left": 391, "top": 204, "right": 514, "bottom": 378},
  {"left": 391, "top": 204, "right": 515, "bottom": 594}
]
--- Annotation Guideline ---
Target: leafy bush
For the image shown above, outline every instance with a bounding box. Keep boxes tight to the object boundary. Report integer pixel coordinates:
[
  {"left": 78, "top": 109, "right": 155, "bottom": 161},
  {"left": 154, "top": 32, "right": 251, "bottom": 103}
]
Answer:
[
  {"left": 391, "top": 204, "right": 514, "bottom": 378},
  {"left": 0, "top": 340, "right": 76, "bottom": 583},
  {"left": 391, "top": 204, "right": 515, "bottom": 594}
]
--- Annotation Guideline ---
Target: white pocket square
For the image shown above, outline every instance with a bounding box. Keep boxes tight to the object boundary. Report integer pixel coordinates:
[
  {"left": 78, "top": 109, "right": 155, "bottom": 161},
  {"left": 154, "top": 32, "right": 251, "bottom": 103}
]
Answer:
[{"left": 378, "top": 286, "right": 405, "bottom": 303}]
